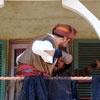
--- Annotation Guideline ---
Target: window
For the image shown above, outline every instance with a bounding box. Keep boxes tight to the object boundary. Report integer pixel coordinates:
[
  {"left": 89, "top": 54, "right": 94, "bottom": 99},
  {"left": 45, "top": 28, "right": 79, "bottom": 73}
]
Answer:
[
  {"left": 74, "top": 39, "right": 100, "bottom": 98},
  {"left": 74, "top": 39, "right": 100, "bottom": 74},
  {"left": 9, "top": 40, "right": 32, "bottom": 76},
  {"left": 0, "top": 40, "right": 6, "bottom": 100}
]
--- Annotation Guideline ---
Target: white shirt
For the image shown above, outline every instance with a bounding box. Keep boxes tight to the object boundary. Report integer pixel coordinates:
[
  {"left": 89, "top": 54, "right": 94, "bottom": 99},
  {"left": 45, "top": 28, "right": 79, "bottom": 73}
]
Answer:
[{"left": 32, "top": 34, "right": 55, "bottom": 63}]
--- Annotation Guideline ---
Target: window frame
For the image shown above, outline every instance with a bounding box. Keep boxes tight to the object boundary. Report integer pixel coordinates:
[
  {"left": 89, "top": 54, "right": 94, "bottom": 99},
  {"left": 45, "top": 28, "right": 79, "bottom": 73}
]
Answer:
[{"left": 9, "top": 40, "right": 32, "bottom": 76}]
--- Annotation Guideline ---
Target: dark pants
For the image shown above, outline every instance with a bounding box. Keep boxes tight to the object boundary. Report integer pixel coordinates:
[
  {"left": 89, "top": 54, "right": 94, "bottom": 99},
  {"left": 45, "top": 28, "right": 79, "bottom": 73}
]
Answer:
[
  {"left": 45, "top": 79, "right": 74, "bottom": 100},
  {"left": 91, "top": 76, "right": 100, "bottom": 100},
  {"left": 18, "top": 76, "right": 48, "bottom": 100},
  {"left": 5, "top": 77, "right": 79, "bottom": 100}
]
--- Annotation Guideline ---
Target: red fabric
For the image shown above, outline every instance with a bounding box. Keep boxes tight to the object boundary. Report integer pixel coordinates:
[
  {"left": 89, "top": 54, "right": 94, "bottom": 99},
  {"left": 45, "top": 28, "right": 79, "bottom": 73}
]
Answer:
[
  {"left": 16, "top": 64, "right": 37, "bottom": 73},
  {"left": 52, "top": 24, "right": 76, "bottom": 38},
  {"left": 16, "top": 72, "right": 50, "bottom": 77},
  {"left": 16, "top": 72, "right": 40, "bottom": 77},
  {"left": 16, "top": 64, "right": 50, "bottom": 77}
]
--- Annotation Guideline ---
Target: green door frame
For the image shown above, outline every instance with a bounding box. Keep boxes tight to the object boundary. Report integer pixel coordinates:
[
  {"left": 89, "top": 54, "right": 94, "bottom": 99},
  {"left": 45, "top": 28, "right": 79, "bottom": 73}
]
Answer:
[{"left": 0, "top": 40, "right": 6, "bottom": 100}]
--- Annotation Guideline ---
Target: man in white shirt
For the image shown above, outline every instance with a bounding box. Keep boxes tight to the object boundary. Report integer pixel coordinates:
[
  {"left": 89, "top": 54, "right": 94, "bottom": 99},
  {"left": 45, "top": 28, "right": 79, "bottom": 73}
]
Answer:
[
  {"left": 16, "top": 24, "right": 76, "bottom": 76},
  {"left": 6, "top": 24, "right": 77, "bottom": 100}
]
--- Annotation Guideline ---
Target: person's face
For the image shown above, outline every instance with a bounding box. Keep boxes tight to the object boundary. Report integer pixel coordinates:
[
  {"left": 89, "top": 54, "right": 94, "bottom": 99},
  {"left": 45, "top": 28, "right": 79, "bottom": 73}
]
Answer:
[
  {"left": 60, "top": 37, "right": 71, "bottom": 47},
  {"left": 57, "top": 58, "right": 64, "bottom": 67}
]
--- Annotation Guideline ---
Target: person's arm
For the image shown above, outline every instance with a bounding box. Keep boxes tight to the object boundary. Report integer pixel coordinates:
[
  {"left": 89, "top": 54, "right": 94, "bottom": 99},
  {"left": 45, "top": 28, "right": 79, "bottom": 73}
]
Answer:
[
  {"left": 73, "top": 60, "right": 100, "bottom": 76},
  {"left": 62, "top": 51, "right": 72, "bottom": 64},
  {"left": 32, "top": 40, "right": 63, "bottom": 64},
  {"left": 32, "top": 40, "right": 73, "bottom": 64},
  {"left": 73, "top": 68, "right": 90, "bottom": 76}
]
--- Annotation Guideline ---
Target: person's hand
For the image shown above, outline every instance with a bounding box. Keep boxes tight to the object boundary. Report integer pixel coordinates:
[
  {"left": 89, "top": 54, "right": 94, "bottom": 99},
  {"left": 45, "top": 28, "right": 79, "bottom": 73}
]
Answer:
[
  {"left": 44, "top": 50, "right": 55, "bottom": 56},
  {"left": 62, "top": 39, "right": 70, "bottom": 47}
]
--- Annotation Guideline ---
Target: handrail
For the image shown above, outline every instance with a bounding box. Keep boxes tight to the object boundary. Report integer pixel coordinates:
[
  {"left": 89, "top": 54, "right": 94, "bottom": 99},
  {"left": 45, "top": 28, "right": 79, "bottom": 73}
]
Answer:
[{"left": 0, "top": 76, "right": 92, "bottom": 80}]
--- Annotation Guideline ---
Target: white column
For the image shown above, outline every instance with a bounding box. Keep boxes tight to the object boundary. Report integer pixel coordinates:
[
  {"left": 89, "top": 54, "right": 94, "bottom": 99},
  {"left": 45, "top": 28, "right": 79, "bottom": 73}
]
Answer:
[
  {"left": 0, "top": 0, "right": 4, "bottom": 8},
  {"left": 62, "top": 0, "right": 100, "bottom": 39}
]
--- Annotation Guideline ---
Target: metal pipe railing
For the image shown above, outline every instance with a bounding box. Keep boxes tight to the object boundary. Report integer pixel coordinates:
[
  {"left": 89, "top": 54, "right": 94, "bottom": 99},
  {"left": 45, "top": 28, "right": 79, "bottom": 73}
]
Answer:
[{"left": 0, "top": 76, "right": 92, "bottom": 81}]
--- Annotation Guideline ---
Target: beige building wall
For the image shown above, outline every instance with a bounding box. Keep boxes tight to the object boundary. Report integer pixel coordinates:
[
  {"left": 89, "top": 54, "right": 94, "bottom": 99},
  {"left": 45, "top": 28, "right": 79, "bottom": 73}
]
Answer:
[{"left": 0, "top": 1, "right": 100, "bottom": 40}]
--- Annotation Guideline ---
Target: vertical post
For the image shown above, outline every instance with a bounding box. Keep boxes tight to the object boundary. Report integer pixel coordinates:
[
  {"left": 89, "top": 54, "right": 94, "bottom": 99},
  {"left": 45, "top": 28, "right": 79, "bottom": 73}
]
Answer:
[{"left": 0, "top": 0, "right": 4, "bottom": 8}]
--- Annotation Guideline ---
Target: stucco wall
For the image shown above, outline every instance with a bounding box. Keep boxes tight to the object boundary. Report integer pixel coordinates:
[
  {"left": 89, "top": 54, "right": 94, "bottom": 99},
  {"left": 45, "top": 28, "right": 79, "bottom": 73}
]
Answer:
[{"left": 0, "top": 1, "right": 100, "bottom": 40}]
